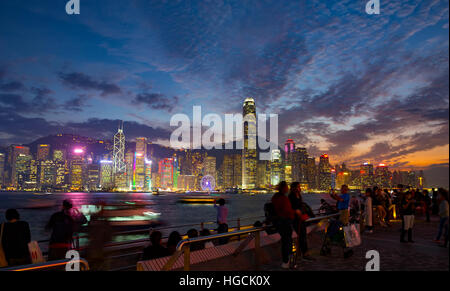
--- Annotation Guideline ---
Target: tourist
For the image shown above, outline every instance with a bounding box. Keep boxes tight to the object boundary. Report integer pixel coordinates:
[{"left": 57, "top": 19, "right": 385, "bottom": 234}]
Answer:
[
  {"left": 288, "top": 182, "right": 313, "bottom": 261},
  {"left": 422, "top": 190, "right": 432, "bottom": 222},
  {"left": 187, "top": 228, "right": 204, "bottom": 251},
  {"left": 400, "top": 192, "right": 415, "bottom": 243},
  {"left": 45, "top": 199, "right": 87, "bottom": 260},
  {"left": 142, "top": 230, "right": 170, "bottom": 260},
  {"left": 86, "top": 206, "right": 112, "bottom": 271},
  {"left": 432, "top": 189, "right": 439, "bottom": 215},
  {"left": 373, "top": 189, "right": 387, "bottom": 227},
  {"left": 330, "top": 185, "right": 350, "bottom": 225},
  {"left": 167, "top": 231, "right": 182, "bottom": 255},
  {"left": 1, "top": 209, "right": 31, "bottom": 266},
  {"left": 214, "top": 198, "right": 228, "bottom": 228},
  {"left": 364, "top": 188, "right": 374, "bottom": 234},
  {"left": 272, "top": 181, "right": 296, "bottom": 269},
  {"left": 433, "top": 189, "right": 449, "bottom": 247}
]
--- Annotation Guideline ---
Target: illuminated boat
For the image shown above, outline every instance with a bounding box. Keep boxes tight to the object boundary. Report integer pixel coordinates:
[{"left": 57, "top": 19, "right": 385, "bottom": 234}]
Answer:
[
  {"left": 177, "top": 195, "right": 219, "bottom": 204},
  {"left": 80, "top": 202, "right": 162, "bottom": 230}
]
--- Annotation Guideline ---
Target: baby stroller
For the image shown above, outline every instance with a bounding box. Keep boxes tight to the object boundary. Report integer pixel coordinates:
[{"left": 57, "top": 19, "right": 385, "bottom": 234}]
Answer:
[{"left": 320, "top": 216, "right": 354, "bottom": 258}]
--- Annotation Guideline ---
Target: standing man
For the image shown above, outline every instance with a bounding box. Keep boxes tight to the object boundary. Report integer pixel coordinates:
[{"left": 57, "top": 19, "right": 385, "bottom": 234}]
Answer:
[{"left": 331, "top": 185, "right": 351, "bottom": 225}]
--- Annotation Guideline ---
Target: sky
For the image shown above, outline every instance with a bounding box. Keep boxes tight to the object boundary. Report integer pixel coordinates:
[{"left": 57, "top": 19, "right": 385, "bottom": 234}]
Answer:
[{"left": 0, "top": 0, "right": 448, "bottom": 171}]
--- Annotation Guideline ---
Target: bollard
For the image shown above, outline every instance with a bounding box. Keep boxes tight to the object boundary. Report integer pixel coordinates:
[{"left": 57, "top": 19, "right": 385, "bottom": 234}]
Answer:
[{"left": 184, "top": 245, "right": 191, "bottom": 271}]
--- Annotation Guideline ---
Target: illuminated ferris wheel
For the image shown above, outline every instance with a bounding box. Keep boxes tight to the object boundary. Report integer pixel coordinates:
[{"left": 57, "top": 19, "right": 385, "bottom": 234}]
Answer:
[{"left": 201, "top": 175, "right": 216, "bottom": 192}]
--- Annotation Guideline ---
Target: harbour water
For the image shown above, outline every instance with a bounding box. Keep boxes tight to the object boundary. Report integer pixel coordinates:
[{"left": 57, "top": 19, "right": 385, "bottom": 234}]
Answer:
[{"left": 0, "top": 192, "right": 328, "bottom": 243}]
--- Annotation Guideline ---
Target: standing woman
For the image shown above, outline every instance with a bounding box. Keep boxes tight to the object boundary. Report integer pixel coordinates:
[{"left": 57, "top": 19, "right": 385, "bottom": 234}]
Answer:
[
  {"left": 400, "top": 192, "right": 416, "bottom": 243},
  {"left": 364, "top": 188, "right": 374, "bottom": 234},
  {"left": 1, "top": 209, "right": 31, "bottom": 266}
]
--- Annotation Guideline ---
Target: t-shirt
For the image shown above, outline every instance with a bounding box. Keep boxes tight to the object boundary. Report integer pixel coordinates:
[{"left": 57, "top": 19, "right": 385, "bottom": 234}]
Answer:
[
  {"left": 1, "top": 221, "right": 31, "bottom": 263},
  {"left": 214, "top": 205, "right": 228, "bottom": 224},
  {"left": 337, "top": 193, "right": 350, "bottom": 210}
]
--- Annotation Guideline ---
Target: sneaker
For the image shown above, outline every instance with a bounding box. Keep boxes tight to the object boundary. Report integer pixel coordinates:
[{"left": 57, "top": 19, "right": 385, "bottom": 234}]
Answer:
[{"left": 281, "top": 262, "right": 290, "bottom": 269}]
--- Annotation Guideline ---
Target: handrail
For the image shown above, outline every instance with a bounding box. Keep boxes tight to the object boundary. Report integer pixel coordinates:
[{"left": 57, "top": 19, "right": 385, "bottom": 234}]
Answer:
[
  {"left": 161, "top": 213, "right": 340, "bottom": 271},
  {"left": 0, "top": 258, "right": 90, "bottom": 271},
  {"left": 176, "top": 227, "right": 265, "bottom": 252}
]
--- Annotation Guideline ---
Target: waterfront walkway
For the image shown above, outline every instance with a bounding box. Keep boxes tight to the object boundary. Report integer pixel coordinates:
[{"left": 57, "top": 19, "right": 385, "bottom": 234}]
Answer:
[{"left": 263, "top": 217, "right": 449, "bottom": 271}]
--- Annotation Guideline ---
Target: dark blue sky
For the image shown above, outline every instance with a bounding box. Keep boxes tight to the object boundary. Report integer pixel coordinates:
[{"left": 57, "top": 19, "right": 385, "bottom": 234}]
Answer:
[{"left": 0, "top": 0, "right": 448, "bottom": 170}]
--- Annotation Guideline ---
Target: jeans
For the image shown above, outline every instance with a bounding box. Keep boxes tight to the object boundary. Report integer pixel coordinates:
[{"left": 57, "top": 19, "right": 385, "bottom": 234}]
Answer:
[
  {"left": 436, "top": 217, "right": 449, "bottom": 241},
  {"left": 275, "top": 218, "right": 293, "bottom": 264}
]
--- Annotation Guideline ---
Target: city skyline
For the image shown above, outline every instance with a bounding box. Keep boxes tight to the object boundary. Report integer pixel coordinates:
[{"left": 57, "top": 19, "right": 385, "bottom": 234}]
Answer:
[{"left": 0, "top": 1, "right": 448, "bottom": 176}]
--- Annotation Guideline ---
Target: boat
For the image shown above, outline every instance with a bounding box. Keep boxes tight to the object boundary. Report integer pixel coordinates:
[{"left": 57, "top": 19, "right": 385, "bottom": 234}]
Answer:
[{"left": 177, "top": 195, "right": 221, "bottom": 204}]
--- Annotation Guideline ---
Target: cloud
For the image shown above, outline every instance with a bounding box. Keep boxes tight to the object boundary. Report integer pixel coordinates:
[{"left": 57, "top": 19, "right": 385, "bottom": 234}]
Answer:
[
  {"left": 59, "top": 72, "right": 122, "bottom": 96},
  {"left": 132, "top": 93, "right": 179, "bottom": 112},
  {"left": 0, "top": 106, "right": 172, "bottom": 146}
]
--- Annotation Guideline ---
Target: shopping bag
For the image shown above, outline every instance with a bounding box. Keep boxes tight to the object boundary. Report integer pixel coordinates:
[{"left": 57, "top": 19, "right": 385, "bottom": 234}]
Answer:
[
  {"left": 343, "top": 223, "right": 361, "bottom": 248},
  {"left": 28, "top": 241, "right": 45, "bottom": 264},
  {"left": 0, "top": 223, "right": 8, "bottom": 267}
]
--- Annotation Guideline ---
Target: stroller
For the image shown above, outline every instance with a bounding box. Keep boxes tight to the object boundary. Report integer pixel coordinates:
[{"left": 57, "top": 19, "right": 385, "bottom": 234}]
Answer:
[{"left": 320, "top": 216, "right": 354, "bottom": 258}]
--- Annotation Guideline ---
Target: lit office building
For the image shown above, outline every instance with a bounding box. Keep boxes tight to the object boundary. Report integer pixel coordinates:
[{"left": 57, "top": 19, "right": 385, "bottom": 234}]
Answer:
[
  {"left": 69, "top": 148, "right": 85, "bottom": 191},
  {"left": 53, "top": 149, "right": 66, "bottom": 162},
  {"left": 0, "top": 153, "right": 5, "bottom": 188},
  {"left": 375, "top": 163, "right": 391, "bottom": 188},
  {"left": 6, "top": 145, "right": 30, "bottom": 189},
  {"left": 270, "top": 149, "right": 283, "bottom": 186},
  {"left": 318, "top": 154, "right": 332, "bottom": 190},
  {"left": 145, "top": 159, "right": 152, "bottom": 191},
  {"left": 306, "top": 157, "right": 317, "bottom": 190},
  {"left": 360, "top": 162, "right": 374, "bottom": 189},
  {"left": 39, "top": 160, "right": 56, "bottom": 190},
  {"left": 113, "top": 122, "right": 126, "bottom": 190},
  {"left": 223, "top": 154, "right": 242, "bottom": 189},
  {"left": 87, "top": 164, "right": 100, "bottom": 191},
  {"left": 242, "top": 98, "right": 257, "bottom": 189},
  {"left": 172, "top": 154, "right": 180, "bottom": 190},
  {"left": 37, "top": 144, "right": 51, "bottom": 161},
  {"left": 100, "top": 160, "right": 114, "bottom": 190},
  {"left": 15, "top": 154, "right": 32, "bottom": 190},
  {"left": 292, "top": 147, "right": 308, "bottom": 184},
  {"left": 159, "top": 158, "right": 174, "bottom": 189},
  {"left": 257, "top": 160, "right": 269, "bottom": 188}
]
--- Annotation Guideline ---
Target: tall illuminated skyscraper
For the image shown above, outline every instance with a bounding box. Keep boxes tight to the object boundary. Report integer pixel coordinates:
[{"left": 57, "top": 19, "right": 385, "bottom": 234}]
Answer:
[
  {"left": 133, "top": 137, "right": 147, "bottom": 191},
  {"left": 242, "top": 98, "right": 257, "bottom": 189},
  {"left": 113, "top": 122, "right": 126, "bottom": 190},
  {"left": 270, "top": 149, "right": 283, "bottom": 186}
]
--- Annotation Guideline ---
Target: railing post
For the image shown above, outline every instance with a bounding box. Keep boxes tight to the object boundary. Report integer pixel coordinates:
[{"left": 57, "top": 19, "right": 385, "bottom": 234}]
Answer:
[
  {"left": 184, "top": 245, "right": 191, "bottom": 271},
  {"left": 254, "top": 230, "right": 261, "bottom": 269},
  {"left": 237, "top": 218, "right": 241, "bottom": 241}
]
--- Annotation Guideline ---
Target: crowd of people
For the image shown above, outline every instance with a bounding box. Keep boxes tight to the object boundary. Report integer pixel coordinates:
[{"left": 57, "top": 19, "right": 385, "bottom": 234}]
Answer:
[
  {"left": 0, "top": 184, "right": 448, "bottom": 270},
  {"left": 361, "top": 185, "right": 449, "bottom": 247}
]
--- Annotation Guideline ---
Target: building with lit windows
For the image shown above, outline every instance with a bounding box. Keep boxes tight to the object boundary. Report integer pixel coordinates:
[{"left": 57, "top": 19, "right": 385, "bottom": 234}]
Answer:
[
  {"left": 37, "top": 144, "right": 51, "bottom": 161},
  {"left": 242, "top": 98, "right": 257, "bottom": 189},
  {"left": 375, "top": 163, "right": 391, "bottom": 188},
  {"left": 222, "top": 154, "right": 242, "bottom": 189},
  {"left": 159, "top": 158, "right": 174, "bottom": 189},
  {"left": 318, "top": 154, "right": 331, "bottom": 190},
  {"left": 270, "top": 149, "right": 283, "bottom": 186},
  {"left": 360, "top": 162, "right": 374, "bottom": 189},
  {"left": 69, "top": 148, "right": 85, "bottom": 191}
]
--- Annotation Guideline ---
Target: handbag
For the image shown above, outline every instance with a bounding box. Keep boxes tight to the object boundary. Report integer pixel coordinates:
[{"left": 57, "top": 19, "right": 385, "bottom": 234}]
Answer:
[
  {"left": 0, "top": 223, "right": 8, "bottom": 267},
  {"left": 28, "top": 241, "right": 45, "bottom": 264},
  {"left": 343, "top": 223, "right": 361, "bottom": 248}
]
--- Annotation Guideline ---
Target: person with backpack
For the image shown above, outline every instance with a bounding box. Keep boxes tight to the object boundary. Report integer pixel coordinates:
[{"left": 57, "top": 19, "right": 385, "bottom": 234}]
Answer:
[{"left": 272, "top": 181, "right": 297, "bottom": 269}]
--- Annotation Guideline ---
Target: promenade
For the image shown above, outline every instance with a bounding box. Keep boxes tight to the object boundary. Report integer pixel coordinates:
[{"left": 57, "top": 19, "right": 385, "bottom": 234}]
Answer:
[{"left": 263, "top": 217, "right": 449, "bottom": 271}]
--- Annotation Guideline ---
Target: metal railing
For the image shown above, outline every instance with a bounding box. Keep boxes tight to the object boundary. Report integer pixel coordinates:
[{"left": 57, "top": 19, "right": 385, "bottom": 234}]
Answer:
[
  {"left": 161, "top": 213, "right": 341, "bottom": 271},
  {"left": 1, "top": 258, "right": 90, "bottom": 271}
]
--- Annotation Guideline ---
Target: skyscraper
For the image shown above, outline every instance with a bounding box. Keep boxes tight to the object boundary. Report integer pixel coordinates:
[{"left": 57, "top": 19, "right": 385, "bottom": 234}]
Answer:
[
  {"left": 223, "top": 154, "right": 242, "bottom": 189},
  {"left": 318, "top": 154, "right": 331, "bottom": 190},
  {"left": 270, "top": 149, "right": 283, "bottom": 186},
  {"left": 133, "top": 137, "right": 147, "bottom": 191},
  {"left": 242, "top": 97, "right": 257, "bottom": 189},
  {"left": 6, "top": 145, "right": 30, "bottom": 189},
  {"left": 37, "top": 144, "right": 50, "bottom": 161},
  {"left": 360, "top": 162, "right": 374, "bottom": 189},
  {"left": 113, "top": 122, "right": 126, "bottom": 190}
]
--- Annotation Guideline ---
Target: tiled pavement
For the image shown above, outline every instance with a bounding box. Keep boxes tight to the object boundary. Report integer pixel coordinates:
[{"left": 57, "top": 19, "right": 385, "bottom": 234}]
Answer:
[{"left": 261, "top": 218, "right": 449, "bottom": 271}]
